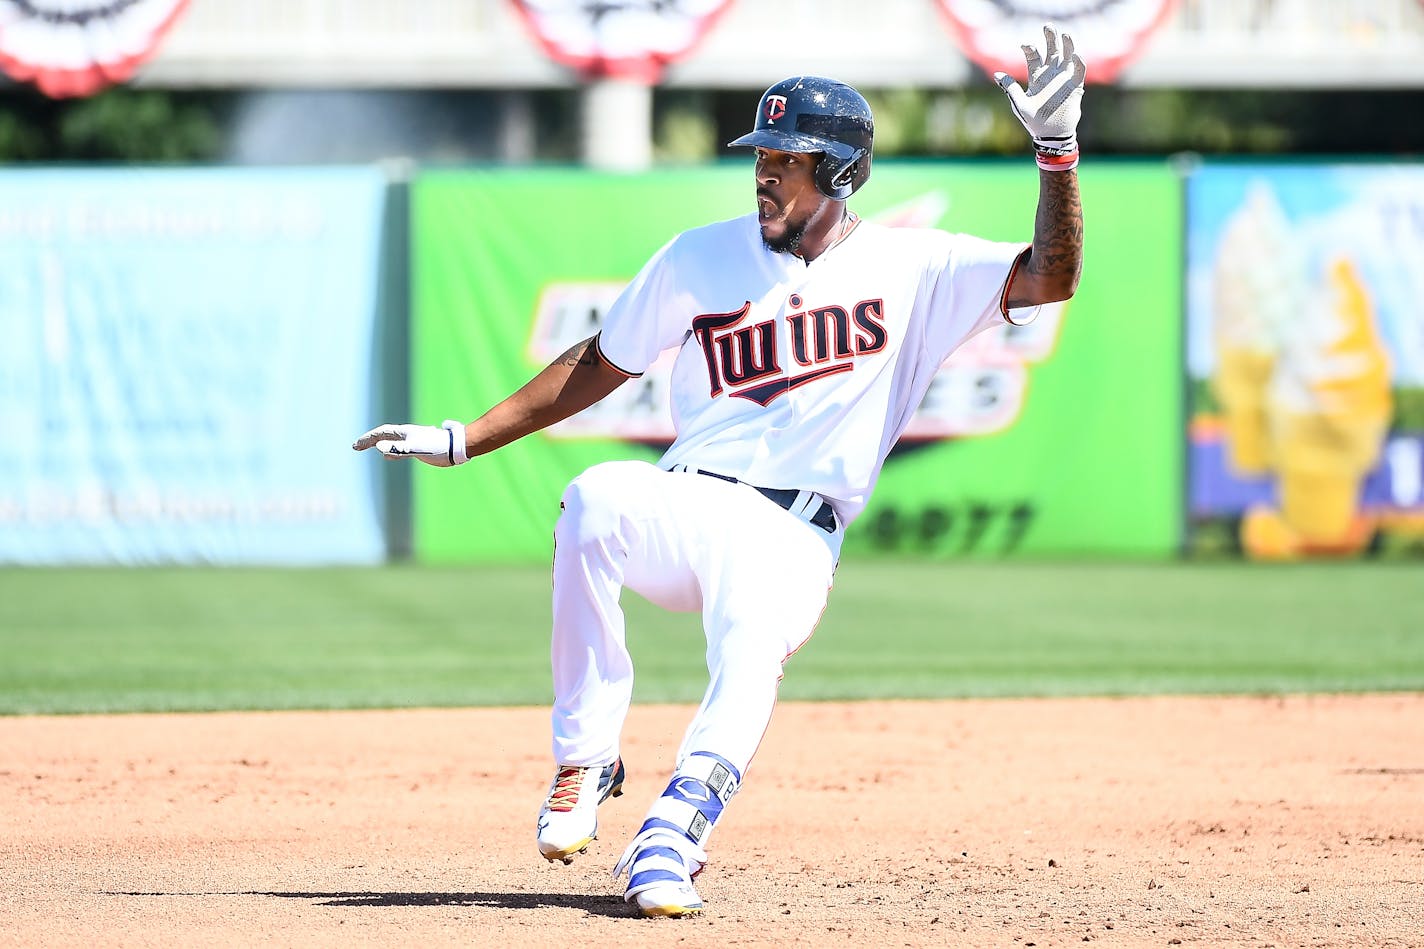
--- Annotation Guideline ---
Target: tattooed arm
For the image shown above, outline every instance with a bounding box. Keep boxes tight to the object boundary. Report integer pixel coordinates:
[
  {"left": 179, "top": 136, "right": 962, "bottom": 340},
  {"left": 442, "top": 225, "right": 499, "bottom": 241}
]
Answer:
[
  {"left": 992, "top": 23, "right": 1085, "bottom": 308},
  {"left": 1006, "top": 168, "right": 1083, "bottom": 308},
  {"left": 457, "top": 334, "right": 629, "bottom": 458}
]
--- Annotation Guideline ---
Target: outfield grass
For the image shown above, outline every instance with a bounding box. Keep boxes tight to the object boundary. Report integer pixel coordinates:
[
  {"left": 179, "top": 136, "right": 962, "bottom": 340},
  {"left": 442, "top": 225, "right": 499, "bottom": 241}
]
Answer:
[{"left": 0, "top": 561, "right": 1420, "bottom": 714}]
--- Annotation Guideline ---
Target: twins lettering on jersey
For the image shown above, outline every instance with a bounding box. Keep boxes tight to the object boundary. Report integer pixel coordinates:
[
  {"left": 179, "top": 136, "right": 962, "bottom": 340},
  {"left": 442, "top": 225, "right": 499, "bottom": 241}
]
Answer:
[{"left": 692, "top": 293, "right": 887, "bottom": 406}]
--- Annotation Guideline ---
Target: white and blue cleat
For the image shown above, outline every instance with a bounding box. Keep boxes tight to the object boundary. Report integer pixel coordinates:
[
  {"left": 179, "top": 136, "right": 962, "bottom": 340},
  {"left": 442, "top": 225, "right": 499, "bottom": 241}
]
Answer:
[{"left": 613, "top": 830, "right": 708, "bottom": 918}]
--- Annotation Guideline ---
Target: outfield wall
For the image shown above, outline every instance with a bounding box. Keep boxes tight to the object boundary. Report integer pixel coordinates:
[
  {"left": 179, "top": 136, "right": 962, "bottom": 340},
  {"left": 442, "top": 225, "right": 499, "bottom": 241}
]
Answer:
[{"left": 3, "top": 160, "right": 1419, "bottom": 565}]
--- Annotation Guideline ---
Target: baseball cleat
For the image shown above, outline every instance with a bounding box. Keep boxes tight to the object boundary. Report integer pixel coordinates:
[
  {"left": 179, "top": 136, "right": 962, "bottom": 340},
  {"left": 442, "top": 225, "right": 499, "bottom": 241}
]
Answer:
[
  {"left": 536, "top": 757, "right": 625, "bottom": 863},
  {"left": 630, "top": 882, "right": 703, "bottom": 918},
  {"left": 614, "top": 831, "right": 707, "bottom": 919}
]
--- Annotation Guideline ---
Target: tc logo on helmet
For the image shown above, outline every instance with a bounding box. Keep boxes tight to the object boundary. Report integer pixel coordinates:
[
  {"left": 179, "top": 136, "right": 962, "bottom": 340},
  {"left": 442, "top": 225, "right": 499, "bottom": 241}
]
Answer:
[{"left": 763, "top": 94, "right": 787, "bottom": 124}]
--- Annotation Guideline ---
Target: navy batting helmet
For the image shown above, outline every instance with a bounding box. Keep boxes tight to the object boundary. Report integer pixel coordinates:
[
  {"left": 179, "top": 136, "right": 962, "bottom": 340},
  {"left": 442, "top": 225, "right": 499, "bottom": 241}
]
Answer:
[{"left": 729, "top": 76, "right": 874, "bottom": 200}]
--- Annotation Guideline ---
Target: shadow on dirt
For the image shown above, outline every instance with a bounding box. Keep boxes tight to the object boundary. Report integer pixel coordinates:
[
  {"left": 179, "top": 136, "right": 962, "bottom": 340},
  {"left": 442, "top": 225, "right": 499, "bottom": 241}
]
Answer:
[{"left": 106, "top": 890, "right": 633, "bottom": 917}]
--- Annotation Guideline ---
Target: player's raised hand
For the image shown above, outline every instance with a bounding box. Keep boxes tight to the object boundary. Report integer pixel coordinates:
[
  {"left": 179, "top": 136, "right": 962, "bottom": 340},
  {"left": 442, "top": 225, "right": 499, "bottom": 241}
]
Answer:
[
  {"left": 352, "top": 420, "right": 468, "bottom": 467},
  {"left": 994, "top": 23, "right": 1086, "bottom": 159}
]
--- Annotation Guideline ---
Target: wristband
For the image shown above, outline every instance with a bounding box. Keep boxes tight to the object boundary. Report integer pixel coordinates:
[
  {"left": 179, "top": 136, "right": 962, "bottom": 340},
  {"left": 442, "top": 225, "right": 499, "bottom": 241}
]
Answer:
[
  {"left": 441, "top": 419, "right": 469, "bottom": 465},
  {"left": 1036, "top": 149, "right": 1079, "bottom": 172}
]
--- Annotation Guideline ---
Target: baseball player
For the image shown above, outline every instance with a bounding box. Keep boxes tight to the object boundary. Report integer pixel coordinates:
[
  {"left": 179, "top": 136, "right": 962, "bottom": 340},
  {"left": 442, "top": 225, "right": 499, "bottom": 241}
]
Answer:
[{"left": 355, "top": 24, "right": 1085, "bottom": 918}]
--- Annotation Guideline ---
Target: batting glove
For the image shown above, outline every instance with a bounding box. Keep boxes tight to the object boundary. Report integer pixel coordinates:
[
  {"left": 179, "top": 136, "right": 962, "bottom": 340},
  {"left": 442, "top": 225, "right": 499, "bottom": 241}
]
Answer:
[
  {"left": 994, "top": 23, "right": 1086, "bottom": 169},
  {"left": 352, "top": 420, "right": 468, "bottom": 467}
]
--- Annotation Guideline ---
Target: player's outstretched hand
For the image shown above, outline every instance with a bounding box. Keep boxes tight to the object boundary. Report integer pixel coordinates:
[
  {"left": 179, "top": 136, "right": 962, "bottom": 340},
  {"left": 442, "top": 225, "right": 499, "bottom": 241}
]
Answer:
[
  {"left": 353, "top": 420, "right": 468, "bottom": 467},
  {"left": 994, "top": 23, "right": 1086, "bottom": 157}
]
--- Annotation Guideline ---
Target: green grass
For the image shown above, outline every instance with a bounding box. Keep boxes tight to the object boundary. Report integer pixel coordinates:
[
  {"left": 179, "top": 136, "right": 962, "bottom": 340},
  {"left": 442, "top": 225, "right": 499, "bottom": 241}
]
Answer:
[{"left": 1, "top": 562, "right": 1421, "bottom": 714}]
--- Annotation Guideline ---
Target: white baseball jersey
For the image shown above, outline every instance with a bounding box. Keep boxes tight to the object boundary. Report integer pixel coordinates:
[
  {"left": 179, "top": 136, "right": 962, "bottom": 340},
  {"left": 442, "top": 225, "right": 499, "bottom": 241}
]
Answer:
[{"left": 596, "top": 211, "right": 1037, "bottom": 526}]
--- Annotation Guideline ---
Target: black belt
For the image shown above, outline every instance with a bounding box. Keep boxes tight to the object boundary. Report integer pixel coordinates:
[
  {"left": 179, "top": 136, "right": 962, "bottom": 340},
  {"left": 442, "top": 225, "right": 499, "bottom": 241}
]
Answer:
[{"left": 681, "top": 468, "right": 838, "bottom": 534}]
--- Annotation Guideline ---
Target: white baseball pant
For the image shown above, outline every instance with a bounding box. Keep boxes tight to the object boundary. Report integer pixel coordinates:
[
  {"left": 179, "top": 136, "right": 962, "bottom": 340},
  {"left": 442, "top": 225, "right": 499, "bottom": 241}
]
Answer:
[{"left": 549, "top": 459, "right": 841, "bottom": 777}]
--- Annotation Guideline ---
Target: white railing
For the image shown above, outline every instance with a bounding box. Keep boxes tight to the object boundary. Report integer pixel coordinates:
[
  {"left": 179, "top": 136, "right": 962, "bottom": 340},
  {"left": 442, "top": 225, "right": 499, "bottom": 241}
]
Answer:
[
  {"left": 146, "top": 0, "right": 564, "bottom": 86},
  {"left": 141, "top": 0, "right": 1424, "bottom": 88},
  {"left": 1134, "top": 0, "right": 1424, "bottom": 86}
]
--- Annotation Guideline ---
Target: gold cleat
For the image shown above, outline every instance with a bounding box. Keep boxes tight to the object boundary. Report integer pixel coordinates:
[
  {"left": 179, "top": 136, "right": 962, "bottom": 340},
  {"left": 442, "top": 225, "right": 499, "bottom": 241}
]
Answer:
[{"left": 640, "top": 903, "right": 703, "bottom": 919}]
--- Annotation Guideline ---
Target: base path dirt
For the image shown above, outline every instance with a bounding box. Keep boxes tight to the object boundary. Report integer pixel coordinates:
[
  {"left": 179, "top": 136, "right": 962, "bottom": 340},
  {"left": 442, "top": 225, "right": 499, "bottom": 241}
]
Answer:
[{"left": 3, "top": 695, "right": 1422, "bottom": 948}]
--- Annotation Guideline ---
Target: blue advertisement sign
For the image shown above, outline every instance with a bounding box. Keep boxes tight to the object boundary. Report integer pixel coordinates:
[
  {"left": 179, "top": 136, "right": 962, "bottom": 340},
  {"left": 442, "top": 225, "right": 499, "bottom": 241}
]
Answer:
[
  {"left": 1186, "top": 163, "right": 1424, "bottom": 559},
  {"left": 0, "top": 168, "right": 388, "bottom": 564}
]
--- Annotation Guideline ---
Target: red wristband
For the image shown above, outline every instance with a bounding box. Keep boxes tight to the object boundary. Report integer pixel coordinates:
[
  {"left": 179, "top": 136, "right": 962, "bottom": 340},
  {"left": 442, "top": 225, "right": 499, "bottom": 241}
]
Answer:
[{"left": 1036, "top": 150, "right": 1079, "bottom": 172}]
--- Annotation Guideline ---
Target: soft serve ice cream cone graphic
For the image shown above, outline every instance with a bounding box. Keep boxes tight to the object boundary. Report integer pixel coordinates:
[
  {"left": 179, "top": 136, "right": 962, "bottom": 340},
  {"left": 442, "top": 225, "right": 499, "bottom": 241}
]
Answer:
[
  {"left": 1247, "top": 255, "right": 1392, "bottom": 557},
  {"left": 1211, "top": 183, "right": 1299, "bottom": 476},
  {"left": 1212, "top": 181, "right": 1392, "bottom": 559}
]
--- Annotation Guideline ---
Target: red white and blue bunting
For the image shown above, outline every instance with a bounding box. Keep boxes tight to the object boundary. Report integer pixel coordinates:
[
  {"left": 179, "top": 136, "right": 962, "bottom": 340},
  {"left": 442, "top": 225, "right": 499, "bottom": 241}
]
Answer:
[
  {"left": 0, "top": 0, "right": 189, "bottom": 97},
  {"left": 934, "top": 0, "right": 1179, "bottom": 83},
  {"left": 509, "top": 0, "right": 734, "bottom": 83}
]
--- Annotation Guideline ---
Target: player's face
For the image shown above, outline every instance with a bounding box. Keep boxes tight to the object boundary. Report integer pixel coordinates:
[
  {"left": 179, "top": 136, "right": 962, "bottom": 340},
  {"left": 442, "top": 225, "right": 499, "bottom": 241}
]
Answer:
[{"left": 754, "top": 147, "right": 836, "bottom": 255}]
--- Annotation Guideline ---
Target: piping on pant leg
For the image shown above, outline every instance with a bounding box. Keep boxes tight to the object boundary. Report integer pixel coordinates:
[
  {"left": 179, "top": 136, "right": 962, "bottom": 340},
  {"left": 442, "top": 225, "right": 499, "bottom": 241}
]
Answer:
[
  {"left": 548, "top": 461, "right": 705, "bottom": 765},
  {"left": 549, "top": 465, "right": 642, "bottom": 766},
  {"left": 675, "top": 496, "right": 837, "bottom": 775}
]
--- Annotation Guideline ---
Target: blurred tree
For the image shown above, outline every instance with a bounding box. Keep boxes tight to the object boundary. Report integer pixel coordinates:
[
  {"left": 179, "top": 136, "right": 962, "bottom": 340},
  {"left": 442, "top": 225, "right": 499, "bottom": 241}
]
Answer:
[
  {"left": 0, "top": 87, "right": 226, "bottom": 162},
  {"left": 0, "top": 84, "right": 1418, "bottom": 164},
  {"left": 532, "top": 89, "right": 582, "bottom": 163},
  {"left": 59, "top": 89, "right": 224, "bottom": 161},
  {"left": 0, "top": 108, "right": 46, "bottom": 159},
  {"left": 924, "top": 90, "right": 1023, "bottom": 154},
  {"left": 864, "top": 89, "right": 931, "bottom": 154},
  {"left": 654, "top": 90, "right": 718, "bottom": 163},
  {"left": 1085, "top": 89, "right": 1294, "bottom": 154},
  {"left": 710, "top": 86, "right": 1424, "bottom": 159}
]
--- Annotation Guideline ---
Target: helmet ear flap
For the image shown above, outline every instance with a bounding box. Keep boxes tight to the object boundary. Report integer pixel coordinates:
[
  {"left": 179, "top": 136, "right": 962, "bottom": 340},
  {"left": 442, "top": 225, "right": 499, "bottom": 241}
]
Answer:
[{"left": 814, "top": 148, "right": 869, "bottom": 201}]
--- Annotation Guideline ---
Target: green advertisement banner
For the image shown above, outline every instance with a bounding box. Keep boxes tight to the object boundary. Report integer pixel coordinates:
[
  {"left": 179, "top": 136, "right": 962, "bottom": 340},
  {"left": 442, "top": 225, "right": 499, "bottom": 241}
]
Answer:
[{"left": 412, "top": 162, "right": 1182, "bottom": 563}]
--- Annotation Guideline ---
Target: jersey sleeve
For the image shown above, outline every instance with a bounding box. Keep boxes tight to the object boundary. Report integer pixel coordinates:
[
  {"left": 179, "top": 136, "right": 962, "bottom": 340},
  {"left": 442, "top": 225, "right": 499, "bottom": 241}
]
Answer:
[
  {"left": 596, "top": 235, "right": 690, "bottom": 377},
  {"left": 923, "top": 233, "right": 1040, "bottom": 363}
]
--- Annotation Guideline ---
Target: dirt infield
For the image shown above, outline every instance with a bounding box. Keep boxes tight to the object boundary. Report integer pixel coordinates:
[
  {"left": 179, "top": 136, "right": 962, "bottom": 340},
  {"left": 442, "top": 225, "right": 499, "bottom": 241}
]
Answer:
[{"left": 3, "top": 695, "right": 1422, "bottom": 948}]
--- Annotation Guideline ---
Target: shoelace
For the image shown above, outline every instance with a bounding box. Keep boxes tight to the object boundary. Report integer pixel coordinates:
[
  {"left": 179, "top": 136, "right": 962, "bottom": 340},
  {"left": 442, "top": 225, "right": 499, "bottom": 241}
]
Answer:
[{"left": 544, "top": 766, "right": 587, "bottom": 813}]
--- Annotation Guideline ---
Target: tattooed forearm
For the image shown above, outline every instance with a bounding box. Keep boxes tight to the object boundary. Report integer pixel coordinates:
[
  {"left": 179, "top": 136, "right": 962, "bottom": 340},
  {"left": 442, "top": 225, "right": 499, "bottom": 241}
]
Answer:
[
  {"left": 1028, "top": 169, "right": 1082, "bottom": 284},
  {"left": 557, "top": 336, "right": 599, "bottom": 368},
  {"left": 1011, "top": 169, "right": 1083, "bottom": 306},
  {"left": 462, "top": 334, "right": 622, "bottom": 456}
]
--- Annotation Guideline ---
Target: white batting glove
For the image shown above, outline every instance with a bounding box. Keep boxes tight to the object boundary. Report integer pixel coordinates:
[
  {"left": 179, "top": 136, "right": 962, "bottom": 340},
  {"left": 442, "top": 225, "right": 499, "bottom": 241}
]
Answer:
[
  {"left": 994, "top": 23, "right": 1086, "bottom": 164},
  {"left": 352, "top": 420, "right": 468, "bottom": 467}
]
